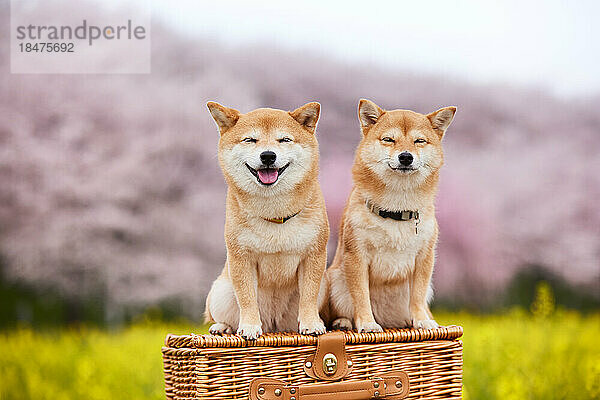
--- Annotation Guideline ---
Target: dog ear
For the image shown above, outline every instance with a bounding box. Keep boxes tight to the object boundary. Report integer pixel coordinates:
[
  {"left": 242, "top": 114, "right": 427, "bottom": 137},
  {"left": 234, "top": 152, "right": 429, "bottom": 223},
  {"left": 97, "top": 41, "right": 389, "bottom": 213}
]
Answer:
[
  {"left": 206, "top": 102, "right": 240, "bottom": 135},
  {"left": 289, "top": 102, "right": 320, "bottom": 133},
  {"left": 427, "top": 106, "right": 456, "bottom": 138},
  {"left": 358, "top": 99, "right": 384, "bottom": 133}
]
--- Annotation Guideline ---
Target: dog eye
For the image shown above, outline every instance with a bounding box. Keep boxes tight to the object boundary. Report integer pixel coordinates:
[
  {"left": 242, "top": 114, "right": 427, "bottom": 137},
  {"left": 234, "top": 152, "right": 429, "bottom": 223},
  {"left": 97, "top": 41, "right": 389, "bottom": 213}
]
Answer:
[
  {"left": 242, "top": 138, "right": 257, "bottom": 143},
  {"left": 414, "top": 139, "right": 427, "bottom": 144},
  {"left": 381, "top": 137, "right": 395, "bottom": 143},
  {"left": 278, "top": 138, "right": 292, "bottom": 143}
]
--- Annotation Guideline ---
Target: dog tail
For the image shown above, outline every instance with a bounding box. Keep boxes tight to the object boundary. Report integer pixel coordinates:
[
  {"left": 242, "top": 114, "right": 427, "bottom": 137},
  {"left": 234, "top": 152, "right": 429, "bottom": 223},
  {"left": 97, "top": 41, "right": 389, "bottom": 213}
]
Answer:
[
  {"left": 426, "top": 284, "right": 435, "bottom": 319},
  {"left": 204, "top": 290, "right": 214, "bottom": 324},
  {"left": 319, "top": 271, "right": 331, "bottom": 327}
]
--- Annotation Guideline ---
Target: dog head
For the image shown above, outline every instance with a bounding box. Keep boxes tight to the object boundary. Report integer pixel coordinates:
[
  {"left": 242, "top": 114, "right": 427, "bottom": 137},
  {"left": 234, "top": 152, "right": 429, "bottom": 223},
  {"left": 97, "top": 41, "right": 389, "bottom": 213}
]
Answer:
[
  {"left": 208, "top": 101, "right": 321, "bottom": 196},
  {"left": 354, "top": 99, "right": 456, "bottom": 188}
]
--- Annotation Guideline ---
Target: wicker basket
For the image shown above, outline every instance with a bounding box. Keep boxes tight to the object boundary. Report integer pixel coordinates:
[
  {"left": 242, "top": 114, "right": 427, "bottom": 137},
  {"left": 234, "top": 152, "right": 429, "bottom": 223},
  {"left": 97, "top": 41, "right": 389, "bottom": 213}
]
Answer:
[{"left": 162, "top": 326, "right": 463, "bottom": 399}]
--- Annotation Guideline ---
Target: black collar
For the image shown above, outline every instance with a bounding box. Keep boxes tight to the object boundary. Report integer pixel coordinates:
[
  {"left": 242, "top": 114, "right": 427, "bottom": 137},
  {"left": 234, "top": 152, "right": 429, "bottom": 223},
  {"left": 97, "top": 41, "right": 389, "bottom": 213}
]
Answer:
[{"left": 365, "top": 199, "right": 420, "bottom": 222}]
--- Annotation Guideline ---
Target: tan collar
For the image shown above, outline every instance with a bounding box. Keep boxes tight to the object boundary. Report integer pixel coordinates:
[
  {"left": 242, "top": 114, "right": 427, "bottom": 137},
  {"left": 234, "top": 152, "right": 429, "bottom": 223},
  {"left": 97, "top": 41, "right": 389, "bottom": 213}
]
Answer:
[{"left": 263, "top": 210, "right": 301, "bottom": 224}]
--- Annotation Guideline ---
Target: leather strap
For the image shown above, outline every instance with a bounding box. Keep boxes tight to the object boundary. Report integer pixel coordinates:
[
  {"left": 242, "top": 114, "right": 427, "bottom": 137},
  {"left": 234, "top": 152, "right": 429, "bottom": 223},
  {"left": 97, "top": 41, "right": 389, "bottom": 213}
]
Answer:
[
  {"left": 249, "top": 372, "right": 410, "bottom": 400},
  {"left": 365, "top": 199, "right": 419, "bottom": 222},
  {"left": 303, "top": 331, "right": 352, "bottom": 381}
]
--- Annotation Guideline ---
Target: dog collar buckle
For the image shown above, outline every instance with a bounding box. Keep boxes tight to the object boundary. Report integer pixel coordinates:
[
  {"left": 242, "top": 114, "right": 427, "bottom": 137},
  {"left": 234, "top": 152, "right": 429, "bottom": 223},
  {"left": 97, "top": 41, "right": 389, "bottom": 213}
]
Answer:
[
  {"left": 265, "top": 217, "right": 285, "bottom": 224},
  {"left": 400, "top": 210, "right": 411, "bottom": 220}
]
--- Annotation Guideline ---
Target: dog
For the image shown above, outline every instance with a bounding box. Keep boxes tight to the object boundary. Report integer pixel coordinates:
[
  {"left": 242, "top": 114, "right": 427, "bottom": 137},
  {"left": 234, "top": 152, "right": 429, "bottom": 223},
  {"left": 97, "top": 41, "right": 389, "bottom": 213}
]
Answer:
[
  {"left": 325, "top": 99, "right": 456, "bottom": 332},
  {"left": 204, "top": 101, "right": 329, "bottom": 339}
]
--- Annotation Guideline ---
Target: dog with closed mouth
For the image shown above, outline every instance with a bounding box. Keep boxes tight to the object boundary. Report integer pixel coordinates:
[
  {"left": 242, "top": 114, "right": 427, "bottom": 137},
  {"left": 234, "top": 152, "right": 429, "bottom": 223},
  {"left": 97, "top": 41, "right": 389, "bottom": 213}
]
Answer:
[
  {"left": 325, "top": 99, "right": 456, "bottom": 332},
  {"left": 204, "top": 101, "right": 329, "bottom": 339}
]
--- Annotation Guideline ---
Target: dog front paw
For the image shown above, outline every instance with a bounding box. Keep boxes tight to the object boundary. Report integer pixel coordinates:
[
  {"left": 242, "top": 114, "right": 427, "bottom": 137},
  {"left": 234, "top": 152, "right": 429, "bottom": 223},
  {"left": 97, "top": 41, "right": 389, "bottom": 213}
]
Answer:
[
  {"left": 356, "top": 320, "right": 383, "bottom": 333},
  {"left": 299, "top": 319, "right": 326, "bottom": 335},
  {"left": 237, "top": 323, "right": 263, "bottom": 340},
  {"left": 412, "top": 319, "right": 439, "bottom": 330},
  {"left": 209, "top": 323, "right": 234, "bottom": 335},
  {"left": 331, "top": 317, "right": 353, "bottom": 331}
]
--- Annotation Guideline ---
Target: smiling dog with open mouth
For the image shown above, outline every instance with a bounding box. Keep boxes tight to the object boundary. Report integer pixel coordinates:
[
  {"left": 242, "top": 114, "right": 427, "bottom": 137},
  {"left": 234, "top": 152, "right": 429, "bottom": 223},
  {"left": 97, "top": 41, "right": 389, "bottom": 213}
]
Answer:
[
  {"left": 324, "top": 99, "right": 456, "bottom": 332},
  {"left": 204, "top": 102, "right": 329, "bottom": 339}
]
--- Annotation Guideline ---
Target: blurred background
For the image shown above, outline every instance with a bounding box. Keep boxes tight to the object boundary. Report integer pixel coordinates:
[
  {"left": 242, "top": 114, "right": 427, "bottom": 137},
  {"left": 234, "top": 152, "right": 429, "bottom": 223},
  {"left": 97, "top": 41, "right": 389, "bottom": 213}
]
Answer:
[{"left": 1, "top": 1, "right": 599, "bottom": 399}]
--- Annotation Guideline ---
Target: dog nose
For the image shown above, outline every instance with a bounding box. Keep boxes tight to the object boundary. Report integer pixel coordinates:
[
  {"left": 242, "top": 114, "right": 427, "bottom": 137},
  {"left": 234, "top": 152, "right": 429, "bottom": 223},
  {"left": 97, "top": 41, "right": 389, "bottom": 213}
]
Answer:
[
  {"left": 260, "top": 151, "right": 277, "bottom": 165},
  {"left": 398, "top": 152, "right": 414, "bottom": 166}
]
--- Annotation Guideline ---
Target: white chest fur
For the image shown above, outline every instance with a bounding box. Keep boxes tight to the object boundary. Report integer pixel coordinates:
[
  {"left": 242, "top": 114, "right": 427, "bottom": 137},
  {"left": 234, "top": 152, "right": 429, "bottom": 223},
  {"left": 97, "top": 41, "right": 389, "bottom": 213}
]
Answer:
[
  {"left": 350, "top": 208, "right": 435, "bottom": 284},
  {"left": 234, "top": 215, "right": 320, "bottom": 254},
  {"left": 255, "top": 252, "right": 302, "bottom": 288}
]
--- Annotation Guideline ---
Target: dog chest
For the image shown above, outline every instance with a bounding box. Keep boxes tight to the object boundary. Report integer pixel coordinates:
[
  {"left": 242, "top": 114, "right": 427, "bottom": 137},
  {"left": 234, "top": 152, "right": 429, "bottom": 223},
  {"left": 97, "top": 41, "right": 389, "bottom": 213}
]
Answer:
[
  {"left": 348, "top": 212, "right": 436, "bottom": 283},
  {"left": 235, "top": 218, "right": 321, "bottom": 253},
  {"left": 358, "top": 209, "right": 434, "bottom": 243},
  {"left": 369, "top": 249, "right": 416, "bottom": 283},
  {"left": 256, "top": 253, "right": 302, "bottom": 286}
]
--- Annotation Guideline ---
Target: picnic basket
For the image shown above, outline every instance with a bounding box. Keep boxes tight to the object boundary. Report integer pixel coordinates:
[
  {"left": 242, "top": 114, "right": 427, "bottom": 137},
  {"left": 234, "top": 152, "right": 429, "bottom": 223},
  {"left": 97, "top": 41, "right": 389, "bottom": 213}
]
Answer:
[{"left": 162, "top": 325, "right": 463, "bottom": 399}]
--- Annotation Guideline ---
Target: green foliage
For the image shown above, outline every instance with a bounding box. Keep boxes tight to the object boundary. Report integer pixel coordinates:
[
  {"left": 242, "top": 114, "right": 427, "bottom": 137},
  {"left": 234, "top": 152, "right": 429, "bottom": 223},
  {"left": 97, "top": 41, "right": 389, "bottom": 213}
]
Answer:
[
  {"left": 0, "top": 262, "right": 106, "bottom": 329},
  {"left": 530, "top": 281, "right": 555, "bottom": 318},
  {"left": 504, "top": 265, "right": 600, "bottom": 312},
  {"left": 1, "top": 312, "right": 599, "bottom": 400},
  {"left": 0, "top": 263, "right": 197, "bottom": 328}
]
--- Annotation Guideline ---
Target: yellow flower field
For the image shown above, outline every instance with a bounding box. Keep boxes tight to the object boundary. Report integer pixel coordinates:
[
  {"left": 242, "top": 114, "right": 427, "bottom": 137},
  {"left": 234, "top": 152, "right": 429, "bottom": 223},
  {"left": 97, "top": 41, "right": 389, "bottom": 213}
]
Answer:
[{"left": 1, "top": 310, "right": 598, "bottom": 400}]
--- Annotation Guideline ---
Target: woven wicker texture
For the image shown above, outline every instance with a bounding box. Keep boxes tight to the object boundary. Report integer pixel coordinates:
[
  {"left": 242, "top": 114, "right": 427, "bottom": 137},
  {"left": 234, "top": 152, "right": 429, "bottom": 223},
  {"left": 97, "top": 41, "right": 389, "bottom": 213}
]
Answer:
[{"left": 162, "top": 326, "right": 463, "bottom": 399}]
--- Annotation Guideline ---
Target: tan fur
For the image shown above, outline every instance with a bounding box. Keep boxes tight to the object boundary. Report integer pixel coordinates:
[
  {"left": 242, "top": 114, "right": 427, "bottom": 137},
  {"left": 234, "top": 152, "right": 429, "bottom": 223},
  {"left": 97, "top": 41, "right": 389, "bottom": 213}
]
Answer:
[
  {"left": 205, "top": 102, "right": 329, "bottom": 339},
  {"left": 324, "top": 99, "right": 456, "bottom": 332}
]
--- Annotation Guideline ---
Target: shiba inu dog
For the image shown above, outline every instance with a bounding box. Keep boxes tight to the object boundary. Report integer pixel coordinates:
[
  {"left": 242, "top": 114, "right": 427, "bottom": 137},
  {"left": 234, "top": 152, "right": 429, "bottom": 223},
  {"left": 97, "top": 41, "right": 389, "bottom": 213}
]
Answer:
[
  {"left": 325, "top": 99, "right": 456, "bottom": 332},
  {"left": 204, "top": 102, "right": 329, "bottom": 339}
]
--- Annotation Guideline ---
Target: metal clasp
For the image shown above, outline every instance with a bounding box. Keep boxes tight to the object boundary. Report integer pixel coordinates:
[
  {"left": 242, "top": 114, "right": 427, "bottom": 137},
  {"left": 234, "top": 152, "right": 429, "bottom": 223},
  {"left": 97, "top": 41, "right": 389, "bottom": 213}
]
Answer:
[
  {"left": 322, "top": 353, "right": 338, "bottom": 375},
  {"left": 415, "top": 210, "right": 420, "bottom": 234}
]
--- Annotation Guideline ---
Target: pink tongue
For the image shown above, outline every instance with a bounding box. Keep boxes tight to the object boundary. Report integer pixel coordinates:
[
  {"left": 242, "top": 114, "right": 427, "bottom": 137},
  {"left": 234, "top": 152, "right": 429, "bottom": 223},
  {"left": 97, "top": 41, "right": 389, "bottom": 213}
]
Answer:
[{"left": 257, "top": 168, "right": 279, "bottom": 184}]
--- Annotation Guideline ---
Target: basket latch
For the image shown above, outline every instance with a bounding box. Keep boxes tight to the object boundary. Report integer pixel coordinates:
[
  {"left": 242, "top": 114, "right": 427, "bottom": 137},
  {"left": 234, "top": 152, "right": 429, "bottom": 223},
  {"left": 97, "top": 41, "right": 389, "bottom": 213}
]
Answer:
[{"left": 303, "top": 331, "right": 352, "bottom": 381}]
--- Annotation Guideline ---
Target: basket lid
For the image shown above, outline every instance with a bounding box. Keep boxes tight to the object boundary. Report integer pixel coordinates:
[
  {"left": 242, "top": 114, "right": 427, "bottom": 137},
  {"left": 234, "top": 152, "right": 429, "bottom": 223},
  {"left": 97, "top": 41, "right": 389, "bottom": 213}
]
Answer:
[{"left": 164, "top": 325, "right": 462, "bottom": 349}]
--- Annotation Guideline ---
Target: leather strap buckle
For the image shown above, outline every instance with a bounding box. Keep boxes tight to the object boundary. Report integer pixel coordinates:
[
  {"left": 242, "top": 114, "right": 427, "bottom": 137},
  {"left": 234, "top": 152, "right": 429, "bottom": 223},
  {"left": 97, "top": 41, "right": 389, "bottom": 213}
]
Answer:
[
  {"left": 303, "top": 331, "right": 352, "bottom": 381},
  {"left": 249, "top": 372, "right": 410, "bottom": 400}
]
